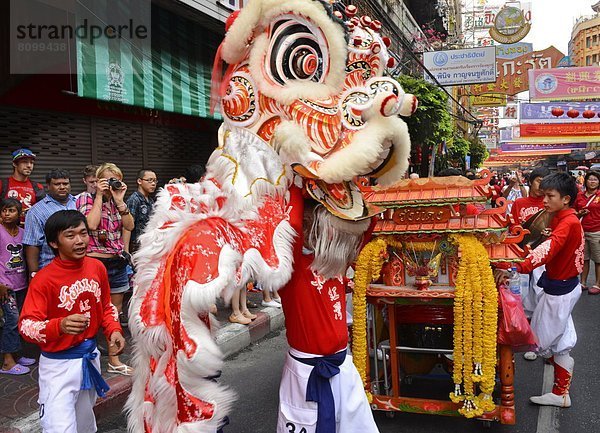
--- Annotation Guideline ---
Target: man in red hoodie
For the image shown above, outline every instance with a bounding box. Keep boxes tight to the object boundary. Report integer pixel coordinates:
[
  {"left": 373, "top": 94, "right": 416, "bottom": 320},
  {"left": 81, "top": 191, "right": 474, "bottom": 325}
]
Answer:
[{"left": 19, "top": 210, "right": 125, "bottom": 433}]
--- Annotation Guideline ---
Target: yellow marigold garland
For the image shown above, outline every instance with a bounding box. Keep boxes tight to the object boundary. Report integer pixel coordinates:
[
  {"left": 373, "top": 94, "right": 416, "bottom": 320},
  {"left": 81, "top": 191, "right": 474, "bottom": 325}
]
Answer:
[
  {"left": 449, "top": 234, "right": 498, "bottom": 418},
  {"left": 351, "top": 234, "right": 498, "bottom": 417},
  {"left": 352, "top": 236, "right": 403, "bottom": 403}
]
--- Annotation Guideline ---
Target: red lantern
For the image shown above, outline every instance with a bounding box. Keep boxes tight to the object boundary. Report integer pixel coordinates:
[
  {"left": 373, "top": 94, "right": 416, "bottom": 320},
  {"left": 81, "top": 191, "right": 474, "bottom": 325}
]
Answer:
[
  {"left": 583, "top": 110, "right": 596, "bottom": 119},
  {"left": 567, "top": 109, "right": 580, "bottom": 118},
  {"left": 551, "top": 107, "right": 564, "bottom": 117}
]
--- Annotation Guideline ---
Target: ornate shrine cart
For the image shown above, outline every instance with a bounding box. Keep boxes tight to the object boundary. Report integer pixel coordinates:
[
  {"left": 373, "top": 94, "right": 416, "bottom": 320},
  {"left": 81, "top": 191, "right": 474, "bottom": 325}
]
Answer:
[{"left": 351, "top": 170, "right": 527, "bottom": 426}]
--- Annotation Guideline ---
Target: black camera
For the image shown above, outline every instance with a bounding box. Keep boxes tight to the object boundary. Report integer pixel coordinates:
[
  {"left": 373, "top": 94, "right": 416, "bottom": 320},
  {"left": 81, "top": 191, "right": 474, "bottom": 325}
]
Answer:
[{"left": 108, "top": 178, "right": 123, "bottom": 190}]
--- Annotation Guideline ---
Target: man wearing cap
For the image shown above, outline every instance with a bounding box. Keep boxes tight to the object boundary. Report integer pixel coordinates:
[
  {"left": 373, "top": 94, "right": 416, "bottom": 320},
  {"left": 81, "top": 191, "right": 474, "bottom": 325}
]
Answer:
[{"left": 0, "top": 149, "right": 45, "bottom": 225}]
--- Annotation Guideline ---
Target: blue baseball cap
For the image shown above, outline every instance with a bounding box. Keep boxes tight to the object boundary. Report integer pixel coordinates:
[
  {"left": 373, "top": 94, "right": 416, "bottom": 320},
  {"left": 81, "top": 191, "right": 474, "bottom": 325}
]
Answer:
[{"left": 12, "top": 148, "right": 36, "bottom": 162}]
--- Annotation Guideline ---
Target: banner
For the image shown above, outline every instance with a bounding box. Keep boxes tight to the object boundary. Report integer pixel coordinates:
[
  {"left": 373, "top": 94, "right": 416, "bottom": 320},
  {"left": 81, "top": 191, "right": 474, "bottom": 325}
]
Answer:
[
  {"left": 529, "top": 66, "right": 600, "bottom": 101},
  {"left": 500, "top": 143, "right": 587, "bottom": 152},
  {"left": 77, "top": 5, "right": 220, "bottom": 119},
  {"left": 520, "top": 123, "right": 600, "bottom": 137},
  {"left": 520, "top": 102, "right": 600, "bottom": 124},
  {"left": 465, "top": 46, "right": 565, "bottom": 96},
  {"left": 423, "top": 46, "right": 496, "bottom": 86}
]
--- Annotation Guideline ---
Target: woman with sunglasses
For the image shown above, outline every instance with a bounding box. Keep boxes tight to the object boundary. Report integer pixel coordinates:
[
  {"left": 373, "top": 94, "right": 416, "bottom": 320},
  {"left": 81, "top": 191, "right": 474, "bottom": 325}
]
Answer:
[{"left": 76, "top": 162, "right": 134, "bottom": 375}]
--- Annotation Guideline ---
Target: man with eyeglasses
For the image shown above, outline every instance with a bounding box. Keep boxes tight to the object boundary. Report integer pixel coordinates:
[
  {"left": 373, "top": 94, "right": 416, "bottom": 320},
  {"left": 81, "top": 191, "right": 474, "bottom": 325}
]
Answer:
[{"left": 124, "top": 169, "right": 156, "bottom": 254}]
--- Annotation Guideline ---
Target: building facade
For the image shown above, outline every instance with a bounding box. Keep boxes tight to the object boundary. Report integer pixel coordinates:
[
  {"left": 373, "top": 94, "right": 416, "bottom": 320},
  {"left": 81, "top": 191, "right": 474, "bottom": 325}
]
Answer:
[{"left": 570, "top": 14, "right": 600, "bottom": 67}]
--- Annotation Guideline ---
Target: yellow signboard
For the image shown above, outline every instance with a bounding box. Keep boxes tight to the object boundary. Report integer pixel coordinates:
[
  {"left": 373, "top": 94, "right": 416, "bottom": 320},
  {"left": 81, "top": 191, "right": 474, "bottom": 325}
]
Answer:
[{"left": 470, "top": 94, "right": 507, "bottom": 107}]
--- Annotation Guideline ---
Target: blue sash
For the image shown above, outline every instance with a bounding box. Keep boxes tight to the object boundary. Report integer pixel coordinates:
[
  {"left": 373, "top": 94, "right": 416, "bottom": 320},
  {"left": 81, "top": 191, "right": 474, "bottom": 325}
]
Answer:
[
  {"left": 538, "top": 271, "right": 579, "bottom": 296},
  {"left": 291, "top": 349, "right": 347, "bottom": 433},
  {"left": 42, "top": 339, "right": 110, "bottom": 397}
]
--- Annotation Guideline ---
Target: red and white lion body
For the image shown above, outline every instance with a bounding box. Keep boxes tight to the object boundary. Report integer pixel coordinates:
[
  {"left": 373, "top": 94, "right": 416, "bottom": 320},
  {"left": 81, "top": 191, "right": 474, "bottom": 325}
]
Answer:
[{"left": 127, "top": 1, "right": 416, "bottom": 431}]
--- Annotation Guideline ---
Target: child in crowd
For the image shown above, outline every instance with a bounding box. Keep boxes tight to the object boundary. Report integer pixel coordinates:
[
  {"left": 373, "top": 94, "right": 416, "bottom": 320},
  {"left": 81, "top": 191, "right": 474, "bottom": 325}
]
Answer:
[
  {"left": 19, "top": 210, "right": 125, "bottom": 432},
  {"left": 496, "top": 172, "right": 584, "bottom": 408},
  {"left": 0, "top": 198, "right": 35, "bottom": 374}
]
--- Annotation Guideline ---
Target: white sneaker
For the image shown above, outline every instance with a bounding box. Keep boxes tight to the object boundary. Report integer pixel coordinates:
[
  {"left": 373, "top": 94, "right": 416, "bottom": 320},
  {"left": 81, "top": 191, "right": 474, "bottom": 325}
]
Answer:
[
  {"left": 262, "top": 300, "right": 281, "bottom": 308},
  {"left": 530, "top": 392, "right": 571, "bottom": 408},
  {"left": 273, "top": 297, "right": 282, "bottom": 304},
  {"left": 523, "top": 351, "right": 537, "bottom": 361}
]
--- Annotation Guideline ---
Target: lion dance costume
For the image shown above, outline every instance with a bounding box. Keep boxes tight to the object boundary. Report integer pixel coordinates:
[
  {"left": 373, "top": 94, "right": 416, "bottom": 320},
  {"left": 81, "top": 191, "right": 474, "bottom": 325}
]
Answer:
[{"left": 126, "top": 1, "right": 417, "bottom": 431}]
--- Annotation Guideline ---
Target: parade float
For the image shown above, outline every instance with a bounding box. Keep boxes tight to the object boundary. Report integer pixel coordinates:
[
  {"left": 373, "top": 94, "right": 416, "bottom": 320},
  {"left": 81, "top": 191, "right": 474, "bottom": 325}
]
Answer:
[
  {"left": 126, "top": 1, "right": 419, "bottom": 431},
  {"left": 352, "top": 170, "right": 528, "bottom": 426}
]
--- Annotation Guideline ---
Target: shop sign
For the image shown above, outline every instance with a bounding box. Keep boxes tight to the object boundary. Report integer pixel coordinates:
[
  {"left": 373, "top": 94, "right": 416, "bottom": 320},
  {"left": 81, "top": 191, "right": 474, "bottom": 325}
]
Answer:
[
  {"left": 502, "top": 103, "right": 518, "bottom": 119},
  {"left": 529, "top": 66, "right": 600, "bottom": 101},
  {"left": 392, "top": 206, "right": 452, "bottom": 225},
  {"left": 464, "top": 3, "right": 531, "bottom": 32},
  {"left": 423, "top": 46, "right": 496, "bottom": 86},
  {"left": 489, "top": 3, "right": 531, "bottom": 44},
  {"left": 520, "top": 123, "right": 600, "bottom": 137},
  {"left": 496, "top": 42, "right": 533, "bottom": 59},
  {"left": 500, "top": 143, "right": 587, "bottom": 152},
  {"left": 471, "top": 93, "right": 507, "bottom": 106},
  {"left": 465, "top": 46, "right": 565, "bottom": 96},
  {"left": 520, "top": 102, "right": 600, "bottom": 124}
]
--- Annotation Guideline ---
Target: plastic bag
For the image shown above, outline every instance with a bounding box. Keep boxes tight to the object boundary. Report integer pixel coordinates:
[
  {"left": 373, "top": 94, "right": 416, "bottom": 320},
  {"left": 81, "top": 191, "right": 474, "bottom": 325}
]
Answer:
[{"left": 497, "top": 286, "right": 537, "bottom": 352}]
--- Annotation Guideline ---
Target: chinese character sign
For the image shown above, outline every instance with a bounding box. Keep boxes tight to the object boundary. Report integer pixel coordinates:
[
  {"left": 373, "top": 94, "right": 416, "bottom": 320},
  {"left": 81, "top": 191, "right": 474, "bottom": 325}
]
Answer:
[
  {"left": 529, "top": 66, "right": 600, "bottom": 101},
  {"left": 466, "top": 46, "right": 565, "bottom": 96}
]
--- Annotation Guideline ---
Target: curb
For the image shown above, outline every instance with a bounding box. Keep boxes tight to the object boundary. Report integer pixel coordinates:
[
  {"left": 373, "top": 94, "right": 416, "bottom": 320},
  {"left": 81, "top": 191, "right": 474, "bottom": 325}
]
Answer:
[{"left": 6, "top": 306, "right": 285, "bottom": 433}]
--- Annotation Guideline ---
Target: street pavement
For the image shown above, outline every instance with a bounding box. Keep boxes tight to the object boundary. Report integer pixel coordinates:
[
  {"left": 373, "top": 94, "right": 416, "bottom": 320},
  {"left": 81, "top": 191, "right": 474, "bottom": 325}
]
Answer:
[
  {"left": 3, "top": 282, "right": 600, "bottom": 432},
  {"left": 96, "top": 287, "right": 600, "bottom": 433}
]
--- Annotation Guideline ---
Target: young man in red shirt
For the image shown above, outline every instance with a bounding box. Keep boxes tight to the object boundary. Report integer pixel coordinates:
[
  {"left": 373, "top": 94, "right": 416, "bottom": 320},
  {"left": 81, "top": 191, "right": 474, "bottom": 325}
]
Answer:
[
  {"left": 0, "top": 148, "right": 45, "bottom": 224},
  {"left": 496, "top": 172, "right": 584, "bottom": 408},
  {"left": 19, "top": 210, "right": 125, "bottom": 432},
  {"left": 277, "top": 186, "right": 378, "bottom": 433},
  {"left": 510, "top": 167, "right": 549, "bottom": 361}
]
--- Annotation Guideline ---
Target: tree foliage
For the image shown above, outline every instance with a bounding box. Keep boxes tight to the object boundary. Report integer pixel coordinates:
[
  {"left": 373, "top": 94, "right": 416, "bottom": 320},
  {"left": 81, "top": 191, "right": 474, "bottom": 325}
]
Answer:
[
  {"left": 467, "top": 136, "right": 489, "bottom": 169},
  {"left": 396, "top": 74, "right": 453, "bottom": 176}
]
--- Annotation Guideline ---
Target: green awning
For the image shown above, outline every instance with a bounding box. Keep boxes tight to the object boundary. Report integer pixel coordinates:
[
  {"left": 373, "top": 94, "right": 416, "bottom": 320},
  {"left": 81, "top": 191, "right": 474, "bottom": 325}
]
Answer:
[{"left": 77, "top": 5, "right": 221, "bottom": 119}]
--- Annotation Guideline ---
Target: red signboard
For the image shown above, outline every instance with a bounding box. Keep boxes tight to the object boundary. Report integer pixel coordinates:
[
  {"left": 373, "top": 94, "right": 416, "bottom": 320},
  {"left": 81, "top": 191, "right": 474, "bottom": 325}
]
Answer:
[
  {"left": 465, "top": 46, "right": 565, "bottom": 96},
  {"left": 520, "top": 122, "right": 600, "bottom": 137}
]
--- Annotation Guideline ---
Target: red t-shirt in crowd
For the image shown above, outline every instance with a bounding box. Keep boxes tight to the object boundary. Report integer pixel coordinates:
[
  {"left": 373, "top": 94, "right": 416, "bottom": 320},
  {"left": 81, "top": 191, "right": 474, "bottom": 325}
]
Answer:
[
  {"left": 1, "top": 177, "right": 44, "bottom": 223},
  {"left": 573, "top": 190, "right": 600, "bottom": 232},
  {"left": 19, "top": 256, "right": 122, "bottom": 352},
  {"left": 517, "top": 208, "right": 584, "bottom": 280},
  {"left": 511, "top": 195, "right": 544, "bottom": 224}
]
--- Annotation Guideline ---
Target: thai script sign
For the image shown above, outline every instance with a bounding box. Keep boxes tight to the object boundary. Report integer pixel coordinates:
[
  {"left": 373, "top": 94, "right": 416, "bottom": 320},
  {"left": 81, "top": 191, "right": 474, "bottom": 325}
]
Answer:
[
  {"left": 471, "top": 93, "right": 507, "bottom": 106},
  {"left": 520, "top": 123, "right": 600, "bottom": 137},
  {"left": 464, "top": 3, "right": 531, "bottom": 31},
  {"left": 529, "top": 66, "right": 600, "bottom": 101},
  {"left": 424, "top": 46, "right": 496, "bottom": 86},
  {"left": 496, "top": 42, "right": 533, "bottom": 59},
  {"left": 465, "top": 46, "right": 565, "bottom": 96},
  {"left": 520, "top": 102, "right": 600, "bottom": 124},
  {"left": 392, "top": 206, "right": 451, "bottom": 225}
]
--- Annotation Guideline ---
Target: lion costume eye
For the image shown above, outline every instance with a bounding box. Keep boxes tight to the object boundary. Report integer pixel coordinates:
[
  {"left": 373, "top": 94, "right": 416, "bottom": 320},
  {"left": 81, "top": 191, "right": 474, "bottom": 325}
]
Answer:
[{"left": 266, "top": 16, "right": 328, "bottom": 85}]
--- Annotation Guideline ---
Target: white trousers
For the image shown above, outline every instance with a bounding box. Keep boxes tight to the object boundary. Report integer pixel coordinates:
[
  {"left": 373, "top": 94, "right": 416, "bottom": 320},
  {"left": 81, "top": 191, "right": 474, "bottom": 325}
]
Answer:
[
  {"left": 277, "top": 348, "right": 379, "bottom": 433},
  {"left": 38, "top": 350, "right": 100, "bottom": 433},
  {"left": 522, "top": 266, "right": 545, "bottom": 318},
  {"left": 531, "top": 285, "right": 581, "bottom": 357}
]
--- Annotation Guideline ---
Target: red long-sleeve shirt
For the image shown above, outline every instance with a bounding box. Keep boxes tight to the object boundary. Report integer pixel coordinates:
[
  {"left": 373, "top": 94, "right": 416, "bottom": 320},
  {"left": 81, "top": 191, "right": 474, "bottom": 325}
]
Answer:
[
  {"left": 517, "top": 208, "right": 584, "bottom": 280},
  {"left": 19, "top": 256, "right": 122, "bottom": 352}
]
